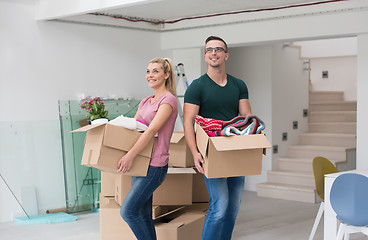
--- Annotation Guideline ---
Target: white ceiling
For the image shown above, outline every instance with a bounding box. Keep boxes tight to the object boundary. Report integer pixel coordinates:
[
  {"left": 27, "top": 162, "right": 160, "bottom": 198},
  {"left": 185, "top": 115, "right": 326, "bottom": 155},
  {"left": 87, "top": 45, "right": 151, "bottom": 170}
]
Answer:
[
  {"left": 37, "top": 0, "right": 360, "bottom": 31},
  {"left": 98, "top": 0, "right": 330, "bottom": 22}
]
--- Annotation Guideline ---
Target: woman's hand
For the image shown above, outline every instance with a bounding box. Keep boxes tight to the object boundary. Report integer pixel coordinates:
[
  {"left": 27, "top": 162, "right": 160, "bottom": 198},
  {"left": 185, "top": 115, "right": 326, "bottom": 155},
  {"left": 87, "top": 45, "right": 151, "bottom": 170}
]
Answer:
[{"left": 117, "top": 153, "right": 134, "bottom": 173}]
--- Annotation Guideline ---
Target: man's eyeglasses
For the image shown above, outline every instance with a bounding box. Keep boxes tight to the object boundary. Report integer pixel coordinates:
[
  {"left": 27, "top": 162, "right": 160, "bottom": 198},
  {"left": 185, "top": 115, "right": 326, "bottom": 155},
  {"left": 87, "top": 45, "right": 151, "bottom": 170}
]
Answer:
[{"left": 205, "top": 47, "right": 227, "bottom": 54}]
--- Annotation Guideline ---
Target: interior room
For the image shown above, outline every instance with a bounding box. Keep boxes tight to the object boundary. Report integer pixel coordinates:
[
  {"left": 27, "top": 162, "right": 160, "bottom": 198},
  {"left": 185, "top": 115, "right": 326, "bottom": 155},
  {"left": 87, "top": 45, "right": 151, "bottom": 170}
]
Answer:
[{"left": 1, "top": 0, "right": 368, "bottom": 239}]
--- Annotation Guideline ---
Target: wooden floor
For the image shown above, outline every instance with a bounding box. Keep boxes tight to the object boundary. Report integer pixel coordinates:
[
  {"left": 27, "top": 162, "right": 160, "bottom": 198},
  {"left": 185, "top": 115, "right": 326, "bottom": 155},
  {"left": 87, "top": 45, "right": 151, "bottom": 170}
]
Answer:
[{"left": 0, "top": 191, "right": 366, "bottom": 240}]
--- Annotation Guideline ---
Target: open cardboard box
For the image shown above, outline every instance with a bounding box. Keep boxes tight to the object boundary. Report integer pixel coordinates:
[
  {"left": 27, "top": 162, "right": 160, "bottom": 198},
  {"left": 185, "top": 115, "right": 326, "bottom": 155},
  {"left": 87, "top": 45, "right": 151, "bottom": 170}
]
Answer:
[
  {"left": 153, "top": 205, "right": 185, "bottom": 220},
  {"left": 72, "top": 123, "right": 154, "bottom": 176},
  {"left": 154, "top": 204, "right": 207, "bottom": 240},
  {"left": 168, "top": 131, "right": 194, "bottom": 167},
  {"left": 196, "top": 124, "right": 272, "bottom": 178},
  {"left": 100, "top": 196, "right": 208, "bottom": 240}
]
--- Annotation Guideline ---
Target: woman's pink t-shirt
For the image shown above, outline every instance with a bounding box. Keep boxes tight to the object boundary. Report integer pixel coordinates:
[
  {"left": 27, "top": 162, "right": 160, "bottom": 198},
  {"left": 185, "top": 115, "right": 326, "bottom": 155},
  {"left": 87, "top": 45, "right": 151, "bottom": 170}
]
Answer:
[{"left": 136, "top": 91, "right": 178, "bottom": 167}]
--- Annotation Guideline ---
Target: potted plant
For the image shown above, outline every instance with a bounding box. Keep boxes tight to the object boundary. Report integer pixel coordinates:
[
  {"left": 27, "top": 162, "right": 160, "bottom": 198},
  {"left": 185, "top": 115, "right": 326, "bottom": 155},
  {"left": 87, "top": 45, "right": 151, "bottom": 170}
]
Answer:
[{"left": 80, "top": 97, "right": 109, "bottom": 125}]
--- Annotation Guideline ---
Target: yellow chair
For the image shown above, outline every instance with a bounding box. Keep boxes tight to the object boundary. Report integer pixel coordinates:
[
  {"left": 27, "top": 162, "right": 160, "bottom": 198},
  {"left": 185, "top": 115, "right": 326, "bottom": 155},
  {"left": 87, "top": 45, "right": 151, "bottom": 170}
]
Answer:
[{"left": 308, "top": 156, "right": 338, "bottom": 240}]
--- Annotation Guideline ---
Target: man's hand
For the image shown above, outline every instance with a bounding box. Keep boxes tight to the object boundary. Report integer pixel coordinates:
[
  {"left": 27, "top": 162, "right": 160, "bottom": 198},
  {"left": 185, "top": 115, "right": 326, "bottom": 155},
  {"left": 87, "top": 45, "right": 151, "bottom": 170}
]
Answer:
[{"left": 193, "top": 151, "right": 205, "bottom": 174}]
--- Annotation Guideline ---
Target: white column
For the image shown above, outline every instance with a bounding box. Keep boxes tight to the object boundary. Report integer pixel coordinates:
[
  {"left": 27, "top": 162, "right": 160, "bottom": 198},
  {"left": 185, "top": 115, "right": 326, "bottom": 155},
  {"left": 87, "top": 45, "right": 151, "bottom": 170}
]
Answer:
[{"left": 356, "top": 34, "right": 368, "bottom": 169}]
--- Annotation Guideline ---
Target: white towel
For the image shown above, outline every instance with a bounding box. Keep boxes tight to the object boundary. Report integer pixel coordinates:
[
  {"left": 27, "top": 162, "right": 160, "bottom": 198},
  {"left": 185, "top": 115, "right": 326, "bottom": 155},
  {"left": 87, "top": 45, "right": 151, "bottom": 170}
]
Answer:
[{"left": 108, "top": 115, "right": 148, "bottom": 132}]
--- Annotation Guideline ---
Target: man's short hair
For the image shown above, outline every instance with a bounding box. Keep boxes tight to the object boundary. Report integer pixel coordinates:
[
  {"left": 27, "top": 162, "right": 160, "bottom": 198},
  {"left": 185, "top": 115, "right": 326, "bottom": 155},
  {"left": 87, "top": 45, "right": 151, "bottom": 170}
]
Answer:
[{"left": 205, "top": 36, "right": 228, "bottom": 52}]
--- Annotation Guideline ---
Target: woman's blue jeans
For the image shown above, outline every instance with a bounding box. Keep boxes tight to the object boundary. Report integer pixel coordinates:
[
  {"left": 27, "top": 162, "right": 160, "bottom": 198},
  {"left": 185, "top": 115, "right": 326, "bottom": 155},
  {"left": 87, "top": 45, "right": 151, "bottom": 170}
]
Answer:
[
  {"left": 120, "top": 165, "right": 168, "bottom": 240},
  {"left": 202, "top": 175, "right": 245, "bottom": 240}
]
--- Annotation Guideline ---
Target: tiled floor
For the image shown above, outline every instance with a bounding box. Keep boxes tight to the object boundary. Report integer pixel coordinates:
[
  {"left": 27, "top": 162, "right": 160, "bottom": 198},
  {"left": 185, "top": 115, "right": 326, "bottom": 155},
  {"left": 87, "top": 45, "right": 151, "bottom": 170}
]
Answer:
[{"left": 0, "top": 191, "right": 366, "bottom": 240}]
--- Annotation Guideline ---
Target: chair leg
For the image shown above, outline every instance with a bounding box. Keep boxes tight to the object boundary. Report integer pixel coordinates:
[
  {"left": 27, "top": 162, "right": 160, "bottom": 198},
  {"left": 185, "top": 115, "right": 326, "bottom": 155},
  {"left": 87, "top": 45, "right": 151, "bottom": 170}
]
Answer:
[
  {"left": 308, "top": 202, "right": 324, "bottom": 240},
  {"left": 361, "top": 226, "right": 368, "bottom": 236},
  {"left": 344, "top": 231, "right": 350, "bottom": 240},
  {"left": 336, "top": 223, "right": 346, "bottom": 240}
]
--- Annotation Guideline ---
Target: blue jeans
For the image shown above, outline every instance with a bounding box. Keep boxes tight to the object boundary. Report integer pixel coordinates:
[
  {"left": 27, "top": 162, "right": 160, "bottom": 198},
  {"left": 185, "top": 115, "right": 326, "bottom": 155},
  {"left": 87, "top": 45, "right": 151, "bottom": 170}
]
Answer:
[
  {"left": 202, "top": 176, "right": 245, "bottom": 240},
  {"left": 120, "top": 165, "right": 168, "bottom": 240}
]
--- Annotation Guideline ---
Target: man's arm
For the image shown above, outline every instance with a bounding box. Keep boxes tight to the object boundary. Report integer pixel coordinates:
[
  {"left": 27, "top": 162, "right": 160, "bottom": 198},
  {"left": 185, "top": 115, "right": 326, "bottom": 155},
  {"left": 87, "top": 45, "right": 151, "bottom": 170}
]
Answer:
[
  {"left": 183, "top": 102, "right": 205, "bottom": 174},
  {"left": 239, "top": 99, "right": 252, "bottom": 116}
]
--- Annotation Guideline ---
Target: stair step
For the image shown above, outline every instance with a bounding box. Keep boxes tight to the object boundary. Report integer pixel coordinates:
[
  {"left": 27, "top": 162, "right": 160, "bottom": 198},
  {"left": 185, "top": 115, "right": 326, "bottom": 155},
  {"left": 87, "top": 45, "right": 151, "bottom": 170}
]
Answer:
[
  {"left": 257, "top": 182, "right": 317, "bottom": 203},
  {"left": 278, "top": 157, "right": 346, "bottom": 173},
  {"left": 267, "top": 170, "right": 314, "bottom": 187},
  {"left": 309, "top": 91, "right": 344, "bottom": 102},
  {"left": 299, "top": 133, "right": 356, "bottom": 147},
  {"left": 309, "top": 101, "right": 357, "bottom": 111},
  {"left": 309, "top": 111, "right": 356, "bottom": 123},
  {"left": 256, "top": 91, "right": 357, "bottom": 204},
  {"left": 309, "top": 122, "right": 356, "bottom": 134},
  {"left": 278, "top": 158, "right": 314, "bottom": 173},
  {"left": 288, "top": 145, "right": 351, "bottom": 161}
]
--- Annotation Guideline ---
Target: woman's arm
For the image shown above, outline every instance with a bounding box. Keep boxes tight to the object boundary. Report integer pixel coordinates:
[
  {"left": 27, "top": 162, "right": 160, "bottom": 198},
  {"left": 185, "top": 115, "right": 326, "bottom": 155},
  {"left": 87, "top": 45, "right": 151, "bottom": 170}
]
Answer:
[
  {"left": 117, "top": 103, "right": 173, "bottom": 173},
  {"left": 133, "top": 107, "right": 140, "bottom": 119}
]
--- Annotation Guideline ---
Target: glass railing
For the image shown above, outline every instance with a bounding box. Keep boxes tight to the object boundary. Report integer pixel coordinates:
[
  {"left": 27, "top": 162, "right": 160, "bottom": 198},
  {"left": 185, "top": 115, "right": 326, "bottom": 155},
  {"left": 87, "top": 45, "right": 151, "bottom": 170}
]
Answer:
[{"left": 58, "top": 99, "right": 140, "bottom": 213}]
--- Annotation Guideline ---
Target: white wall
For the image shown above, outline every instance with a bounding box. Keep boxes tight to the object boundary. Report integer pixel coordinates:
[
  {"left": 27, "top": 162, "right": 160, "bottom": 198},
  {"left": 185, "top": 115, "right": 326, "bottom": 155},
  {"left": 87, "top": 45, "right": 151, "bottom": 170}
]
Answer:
[
  {"left": 0, "top": 1, "right": 161, "bottom": 223},
  {"left": 271, "top": 45, "right": 309, "bottom": 162},
  {"left": 295, "top": 38, "right": 358, "bottom": 101},
  {"left": 310, "top": 57, "right": 357, "bottom": 101},
  {"left": 296, "top": 37, "right": 357, "bottom": 58}
]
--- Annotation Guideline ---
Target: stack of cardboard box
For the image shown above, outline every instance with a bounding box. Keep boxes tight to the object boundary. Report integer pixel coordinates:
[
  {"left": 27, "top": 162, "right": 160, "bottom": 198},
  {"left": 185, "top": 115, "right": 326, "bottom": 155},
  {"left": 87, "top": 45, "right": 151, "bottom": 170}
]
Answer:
[
  {"left": 74, "top": 124, "right": 271, "bottom": 240},
  {"left": 73, "top": 124, "right": 209, "bottom": 240},
  {"left": 99, "top": 170, "right": 209, "bottom": 240}
]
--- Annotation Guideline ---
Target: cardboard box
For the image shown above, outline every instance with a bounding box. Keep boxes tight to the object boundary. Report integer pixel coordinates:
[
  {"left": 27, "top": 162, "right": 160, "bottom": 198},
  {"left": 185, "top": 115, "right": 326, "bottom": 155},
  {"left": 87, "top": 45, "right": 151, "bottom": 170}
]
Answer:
[
  {"left": 192, "top": 169, "right": 209, "bottom": 203},
  {"left": 114, "top": 175, "right": 183, "bottom": 218},
  {"left": 153, "top": 168, "right": 196, "bottom": 206},
  {"left": 184, "top": 202, "right": 209, "bottom": 213},
  {"left": 153, "top": 203, "right": 208, "bottom": 221},
  {"left": 115, "top": 174, "right": 132, "bottom": 206},
  {"left": 100, "top": 195, "right": 136, "bottom": 240},
  {"left": 196, "top": 124, "right": 272, "bottom": 178},
  {"left": 169, "top": 131, "right": 194, "bottom": 167},
  {"left": 114, "top": 168, "right": 195, "bottom": 206},
  {"left": 72, "top": 123, "right": 154, "bottom": 176},
  {"left": 152, "top": 205, "right": 185, "bottom": 220},
  {"left": 155, "top": 207, "right": 206, "bottom": 240},
  {"left": 101, "top": 171, "right": 116, "bottom": 197},
  {"left": 100, "top": 197, "right": 208, "bottom": 240}
]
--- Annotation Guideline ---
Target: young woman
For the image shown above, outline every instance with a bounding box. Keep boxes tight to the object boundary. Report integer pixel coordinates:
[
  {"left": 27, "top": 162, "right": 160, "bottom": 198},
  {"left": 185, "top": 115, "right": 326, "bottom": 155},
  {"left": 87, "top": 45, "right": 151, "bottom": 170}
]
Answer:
[{"left": 118, "top": 58, "right": 178, "bottom": 240}]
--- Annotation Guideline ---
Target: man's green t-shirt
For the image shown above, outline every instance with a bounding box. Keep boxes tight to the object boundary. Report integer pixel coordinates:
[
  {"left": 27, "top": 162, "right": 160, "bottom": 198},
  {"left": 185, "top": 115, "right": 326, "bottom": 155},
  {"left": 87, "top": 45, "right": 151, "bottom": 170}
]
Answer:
[{"left": 184, "top": 73, "right": 249, "bottom": 121}]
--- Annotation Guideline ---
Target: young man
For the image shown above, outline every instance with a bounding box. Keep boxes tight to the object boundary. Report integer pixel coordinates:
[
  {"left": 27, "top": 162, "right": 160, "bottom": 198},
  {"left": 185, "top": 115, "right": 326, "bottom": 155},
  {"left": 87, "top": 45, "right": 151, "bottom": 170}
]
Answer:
[{"left": 183, "top": 36, "right": 252, "bottom": 240}]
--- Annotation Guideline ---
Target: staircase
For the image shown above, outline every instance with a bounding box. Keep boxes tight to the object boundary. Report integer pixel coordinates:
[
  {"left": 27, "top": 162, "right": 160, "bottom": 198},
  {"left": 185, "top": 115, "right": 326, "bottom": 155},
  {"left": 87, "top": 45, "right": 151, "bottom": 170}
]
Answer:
[{"left": 257, "top": 91, "right": 357, "bottom": 203}]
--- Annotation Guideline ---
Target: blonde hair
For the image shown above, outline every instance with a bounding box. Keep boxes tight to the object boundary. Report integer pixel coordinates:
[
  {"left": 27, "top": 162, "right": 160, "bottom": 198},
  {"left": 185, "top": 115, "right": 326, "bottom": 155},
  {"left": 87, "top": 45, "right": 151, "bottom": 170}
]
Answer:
[{"left": 149, "top": 58, "right": 177, "bottom": 97}]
